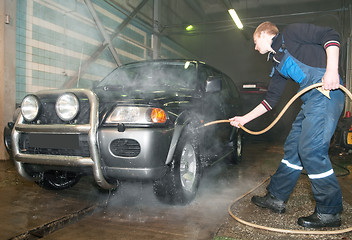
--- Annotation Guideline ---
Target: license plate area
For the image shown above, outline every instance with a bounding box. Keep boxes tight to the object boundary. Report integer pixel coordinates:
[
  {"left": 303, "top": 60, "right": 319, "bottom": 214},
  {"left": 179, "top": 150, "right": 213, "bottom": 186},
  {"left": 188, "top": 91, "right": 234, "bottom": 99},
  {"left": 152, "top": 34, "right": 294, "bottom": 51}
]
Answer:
[{"left": 28, "top": 134, "right": 80, "bottom": 150}]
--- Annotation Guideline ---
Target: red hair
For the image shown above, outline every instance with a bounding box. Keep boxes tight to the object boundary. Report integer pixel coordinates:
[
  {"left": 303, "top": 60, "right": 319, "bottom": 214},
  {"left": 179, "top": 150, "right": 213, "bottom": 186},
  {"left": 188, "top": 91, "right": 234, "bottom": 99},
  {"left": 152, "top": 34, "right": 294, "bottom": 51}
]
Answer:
[{"left": 253, "top": 21, "right": 279, "bottom": 38}]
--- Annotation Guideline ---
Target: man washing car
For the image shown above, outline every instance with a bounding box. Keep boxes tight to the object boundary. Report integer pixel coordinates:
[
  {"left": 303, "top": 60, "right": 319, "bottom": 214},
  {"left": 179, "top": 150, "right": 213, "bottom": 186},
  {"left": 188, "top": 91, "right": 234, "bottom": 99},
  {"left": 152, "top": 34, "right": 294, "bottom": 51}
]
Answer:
[{"left": 230, "top": 21, "right": 344, "bottom": 228}]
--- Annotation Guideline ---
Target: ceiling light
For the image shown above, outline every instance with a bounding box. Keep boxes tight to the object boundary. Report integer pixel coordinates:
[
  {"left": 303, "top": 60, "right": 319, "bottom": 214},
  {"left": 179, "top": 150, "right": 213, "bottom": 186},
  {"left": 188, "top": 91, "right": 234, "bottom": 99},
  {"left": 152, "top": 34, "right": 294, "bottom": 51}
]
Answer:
[
  {"left": 228, "top": 9, "right": 243, "bottom": 30},
  {"left": 184, "top": 61, "right": 190, "bottom": 69},
  {"left": 186, "top": 25, "right": 194, "bottom": 31}
]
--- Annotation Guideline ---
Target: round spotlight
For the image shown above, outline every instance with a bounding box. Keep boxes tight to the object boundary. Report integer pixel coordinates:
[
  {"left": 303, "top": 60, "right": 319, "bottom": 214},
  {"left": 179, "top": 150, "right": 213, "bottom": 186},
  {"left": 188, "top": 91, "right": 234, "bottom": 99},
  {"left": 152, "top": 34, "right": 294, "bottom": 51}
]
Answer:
[
  {"left": 21, "top": 95, "right": 40, "bottom": 122},
  {"left": 55, "top": 93, "right": 79, "bottom": 121}
]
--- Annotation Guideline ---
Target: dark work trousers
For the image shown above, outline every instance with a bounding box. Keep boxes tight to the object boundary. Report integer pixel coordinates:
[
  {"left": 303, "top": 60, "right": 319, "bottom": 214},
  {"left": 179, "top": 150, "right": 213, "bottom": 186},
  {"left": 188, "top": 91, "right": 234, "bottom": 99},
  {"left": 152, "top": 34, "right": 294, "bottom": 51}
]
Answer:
[{"left": 266, "top": 48, "right": 345, "bottom": 214}]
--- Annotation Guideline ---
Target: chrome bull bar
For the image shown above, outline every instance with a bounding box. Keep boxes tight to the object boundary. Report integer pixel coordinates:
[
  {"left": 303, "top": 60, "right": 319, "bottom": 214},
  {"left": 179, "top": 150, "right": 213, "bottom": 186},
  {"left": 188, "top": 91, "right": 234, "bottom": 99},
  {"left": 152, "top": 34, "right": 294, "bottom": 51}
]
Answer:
[{"left": 11, "top": 89, "right": 118, "bottom": 190}]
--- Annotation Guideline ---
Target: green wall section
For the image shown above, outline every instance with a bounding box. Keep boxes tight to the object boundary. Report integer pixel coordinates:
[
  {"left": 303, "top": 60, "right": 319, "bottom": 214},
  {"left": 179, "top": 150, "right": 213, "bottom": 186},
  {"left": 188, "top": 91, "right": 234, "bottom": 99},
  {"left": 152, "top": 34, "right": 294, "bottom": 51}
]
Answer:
[{"left": 15, "top": 0, "right": 193, "bottom": 103}]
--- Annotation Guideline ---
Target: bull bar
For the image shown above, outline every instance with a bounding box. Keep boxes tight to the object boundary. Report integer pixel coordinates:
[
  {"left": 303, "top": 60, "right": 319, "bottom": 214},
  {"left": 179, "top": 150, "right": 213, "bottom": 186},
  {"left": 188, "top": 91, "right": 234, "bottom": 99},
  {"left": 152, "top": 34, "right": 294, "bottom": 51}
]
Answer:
[{"left": 11, "top": 89, "right": 118, "bottom": 190}]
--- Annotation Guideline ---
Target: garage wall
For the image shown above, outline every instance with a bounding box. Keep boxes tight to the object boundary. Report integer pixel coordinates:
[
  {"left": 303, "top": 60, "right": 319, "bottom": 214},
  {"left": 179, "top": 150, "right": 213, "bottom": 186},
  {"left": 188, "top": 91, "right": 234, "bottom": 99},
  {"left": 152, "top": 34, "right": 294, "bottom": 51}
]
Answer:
[{"left": 15, "top": 0, "right": 194, "bottom": 103}]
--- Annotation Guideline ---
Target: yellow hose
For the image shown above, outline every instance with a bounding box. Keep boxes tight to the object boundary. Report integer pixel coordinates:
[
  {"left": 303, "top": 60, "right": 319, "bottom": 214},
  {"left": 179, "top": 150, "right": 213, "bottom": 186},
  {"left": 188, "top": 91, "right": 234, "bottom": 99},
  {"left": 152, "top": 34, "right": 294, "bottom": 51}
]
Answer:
[
  {"left": 228, "top": 176, "right": 352, "bottom": 235},
  {"left": 205, "top": 83, "right": 352, "bottom": 234},
  {"left": 204, "top": 83, "right": 352, "bottom": 135}
]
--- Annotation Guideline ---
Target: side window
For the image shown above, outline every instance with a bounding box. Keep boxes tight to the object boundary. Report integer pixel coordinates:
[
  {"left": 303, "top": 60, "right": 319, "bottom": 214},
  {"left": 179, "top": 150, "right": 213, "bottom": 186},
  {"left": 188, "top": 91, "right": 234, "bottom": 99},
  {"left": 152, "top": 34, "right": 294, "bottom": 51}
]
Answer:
[
  {"left": 220, "top": 76, "right": 231, "bottom": 101},
  {"left": 198, "top": 67, "right": 209, "bottom": 82},
  {"left": 223, "top": 75, "right": 239, "bottom": 99},
  {"left": 198, "top": 66, "right": 213, "bottom": 91},
  {"left": 211, "top": 69, "right": 222, "bottom": 77}
]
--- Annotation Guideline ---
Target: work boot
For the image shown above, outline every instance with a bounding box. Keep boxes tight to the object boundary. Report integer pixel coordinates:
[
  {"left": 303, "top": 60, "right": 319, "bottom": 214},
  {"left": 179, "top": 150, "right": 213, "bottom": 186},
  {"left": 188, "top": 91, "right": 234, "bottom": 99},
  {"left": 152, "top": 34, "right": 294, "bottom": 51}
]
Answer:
[
  {"left": 251, "top": 192, "right": 286, "bottom": 213},
  {"left": 298, "top": 212, "right": 341, "bottom": 228}
]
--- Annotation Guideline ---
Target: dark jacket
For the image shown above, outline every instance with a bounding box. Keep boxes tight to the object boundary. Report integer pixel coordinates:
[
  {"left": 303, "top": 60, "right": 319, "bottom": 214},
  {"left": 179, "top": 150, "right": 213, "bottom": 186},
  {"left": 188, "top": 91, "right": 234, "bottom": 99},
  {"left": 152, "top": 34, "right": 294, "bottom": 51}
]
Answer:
[{"left": 261, "top": 23, "right": 340, "bottom": 111}]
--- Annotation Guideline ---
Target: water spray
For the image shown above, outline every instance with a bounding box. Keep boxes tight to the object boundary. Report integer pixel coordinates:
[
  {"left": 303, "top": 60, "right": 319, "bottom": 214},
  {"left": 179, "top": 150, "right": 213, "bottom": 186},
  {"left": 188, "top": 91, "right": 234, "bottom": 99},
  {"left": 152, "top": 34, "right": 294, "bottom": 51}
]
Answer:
[{"left": 204, "top": 82, "right": 352, "bottom": 235}]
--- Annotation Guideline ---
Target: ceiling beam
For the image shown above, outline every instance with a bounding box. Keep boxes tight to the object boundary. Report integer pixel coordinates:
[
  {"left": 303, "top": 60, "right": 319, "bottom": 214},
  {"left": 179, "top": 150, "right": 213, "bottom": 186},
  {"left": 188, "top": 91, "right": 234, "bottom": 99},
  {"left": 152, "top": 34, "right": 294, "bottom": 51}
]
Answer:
[
  {"left": 222, "top": 0, "right": 232, "bottom": 9},
  {"left": 84, "top": 0, "right": 122, "bottom": 66},
  {"left": 63, "top": 0, "right": 149, "bottom": 88},
  {"left": 184, "top": 0, "right": 208, "bottom": 20}
]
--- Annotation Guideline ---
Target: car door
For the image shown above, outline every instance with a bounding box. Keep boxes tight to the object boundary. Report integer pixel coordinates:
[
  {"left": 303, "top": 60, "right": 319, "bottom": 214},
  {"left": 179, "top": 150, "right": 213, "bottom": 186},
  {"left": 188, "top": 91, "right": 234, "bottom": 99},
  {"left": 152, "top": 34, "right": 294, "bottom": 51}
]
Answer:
[
  {"left": 198, "top": 66, "right": 229, "bottom": 160},
  {"left": 221, "top": 74, "right": 242, "bottom": 120},
  {"left": 211, "top": 73, "right": 240, "bottom": 148}
]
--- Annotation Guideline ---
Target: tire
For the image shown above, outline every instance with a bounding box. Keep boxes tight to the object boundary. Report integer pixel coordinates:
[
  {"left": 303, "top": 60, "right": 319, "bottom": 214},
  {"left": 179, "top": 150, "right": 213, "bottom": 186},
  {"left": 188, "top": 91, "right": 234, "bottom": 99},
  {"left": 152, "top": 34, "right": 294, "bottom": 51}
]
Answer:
[
  {"left": 153, "top": 132, "right": 201, "bottom": 205},
  {"left": 3, "top": 125, "right": 13, "bottom": 155},
  {"left": 35, "top": 170, "right": 81, "bottom": 190},
  {"left": 231, "top": 130, "right": 243, "bottom": 163}
]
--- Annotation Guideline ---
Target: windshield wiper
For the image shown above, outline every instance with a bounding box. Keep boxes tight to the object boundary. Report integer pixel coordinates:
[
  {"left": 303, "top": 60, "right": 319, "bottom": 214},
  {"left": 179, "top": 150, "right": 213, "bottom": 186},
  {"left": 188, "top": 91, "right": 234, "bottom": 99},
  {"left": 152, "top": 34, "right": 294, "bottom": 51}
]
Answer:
[{"left": 96, "top": 84, "right": 124, "bottom": 91}]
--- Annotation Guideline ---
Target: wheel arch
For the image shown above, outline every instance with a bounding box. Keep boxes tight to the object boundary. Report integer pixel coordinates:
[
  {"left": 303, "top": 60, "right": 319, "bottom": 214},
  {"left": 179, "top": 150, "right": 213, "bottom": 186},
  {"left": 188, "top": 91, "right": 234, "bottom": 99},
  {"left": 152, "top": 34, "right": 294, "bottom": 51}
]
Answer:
[{"left": 164, "top": 111, "right": 201, "bottom": 165}]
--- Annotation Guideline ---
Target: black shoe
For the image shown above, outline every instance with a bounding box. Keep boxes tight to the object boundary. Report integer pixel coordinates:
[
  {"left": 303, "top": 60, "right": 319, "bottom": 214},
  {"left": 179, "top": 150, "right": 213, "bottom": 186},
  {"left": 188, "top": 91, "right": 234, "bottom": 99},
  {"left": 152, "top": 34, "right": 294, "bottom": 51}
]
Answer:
[
  {"left": 251, "top": 192, "right": 286, "bottom": 213},
  {"left": 298, "top": 212, "right": 341, "bottom": 228}
]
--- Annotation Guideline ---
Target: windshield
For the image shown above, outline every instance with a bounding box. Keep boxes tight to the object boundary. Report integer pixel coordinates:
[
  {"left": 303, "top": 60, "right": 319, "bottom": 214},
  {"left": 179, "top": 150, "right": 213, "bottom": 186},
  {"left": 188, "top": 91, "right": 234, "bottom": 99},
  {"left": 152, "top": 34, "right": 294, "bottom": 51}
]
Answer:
[{"left": 96, "top": 61, "right": 197, "bottom": 92}]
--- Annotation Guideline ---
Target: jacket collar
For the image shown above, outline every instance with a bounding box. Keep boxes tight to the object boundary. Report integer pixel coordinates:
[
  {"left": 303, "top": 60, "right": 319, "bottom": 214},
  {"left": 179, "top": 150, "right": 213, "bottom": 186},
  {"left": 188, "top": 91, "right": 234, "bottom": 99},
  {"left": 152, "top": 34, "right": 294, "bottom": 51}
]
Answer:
[
  {"left": 267, "top": 33, "right": 282, "bottom": 62},
  {"left": 271, "top": 33, "right": 282, "bottom": 52}
]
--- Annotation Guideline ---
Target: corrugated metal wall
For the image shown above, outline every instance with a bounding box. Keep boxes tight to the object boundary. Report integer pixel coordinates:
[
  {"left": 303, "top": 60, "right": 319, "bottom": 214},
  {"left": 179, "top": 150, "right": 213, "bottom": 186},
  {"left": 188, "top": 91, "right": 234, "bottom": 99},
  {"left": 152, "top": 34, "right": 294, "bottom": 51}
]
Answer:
[{"left": 15, "top": 0, "right": 194, "bottom": 103}]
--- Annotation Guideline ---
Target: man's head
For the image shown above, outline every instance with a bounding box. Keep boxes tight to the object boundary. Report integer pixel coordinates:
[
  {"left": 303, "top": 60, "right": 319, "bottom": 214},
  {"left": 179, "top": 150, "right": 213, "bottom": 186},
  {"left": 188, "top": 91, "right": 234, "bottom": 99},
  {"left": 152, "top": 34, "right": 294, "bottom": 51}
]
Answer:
[{"left": 253, "top": 21, "right": 279, "bottom": 54}]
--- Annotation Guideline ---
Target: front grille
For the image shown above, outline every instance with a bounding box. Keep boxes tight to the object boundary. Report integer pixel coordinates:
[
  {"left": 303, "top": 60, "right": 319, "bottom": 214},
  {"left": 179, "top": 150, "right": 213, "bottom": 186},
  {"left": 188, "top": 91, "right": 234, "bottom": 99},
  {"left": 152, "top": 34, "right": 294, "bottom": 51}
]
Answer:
[
  {"left": 19, "top": 133, "right": 90, "bottom": 157},
  {"left": 110, "top": 139, "right": 141, "bottom": 157}
]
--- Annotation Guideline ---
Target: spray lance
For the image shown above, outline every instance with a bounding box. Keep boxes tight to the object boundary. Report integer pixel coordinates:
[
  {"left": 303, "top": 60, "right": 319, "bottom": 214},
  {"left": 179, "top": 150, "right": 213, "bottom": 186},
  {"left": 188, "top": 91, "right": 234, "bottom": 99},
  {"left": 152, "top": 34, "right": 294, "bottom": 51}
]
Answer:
[{"left": 203, "top": 83, "right": 352, "bottom": 135}]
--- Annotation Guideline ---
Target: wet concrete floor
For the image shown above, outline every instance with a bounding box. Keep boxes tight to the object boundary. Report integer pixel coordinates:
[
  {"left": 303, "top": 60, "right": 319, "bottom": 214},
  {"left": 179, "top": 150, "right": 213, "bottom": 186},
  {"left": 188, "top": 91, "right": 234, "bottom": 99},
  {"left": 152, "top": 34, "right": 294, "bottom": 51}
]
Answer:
[{"left": 1, "top": 141, "right": 352, "bottom": 240}]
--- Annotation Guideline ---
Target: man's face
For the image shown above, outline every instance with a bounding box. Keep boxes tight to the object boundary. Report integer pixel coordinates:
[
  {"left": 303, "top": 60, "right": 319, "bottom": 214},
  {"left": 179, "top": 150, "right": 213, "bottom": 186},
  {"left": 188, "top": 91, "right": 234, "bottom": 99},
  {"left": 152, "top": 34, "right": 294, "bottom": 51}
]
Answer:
[{"left": 254, "top": 32, "right": 271, "bottom": 54}]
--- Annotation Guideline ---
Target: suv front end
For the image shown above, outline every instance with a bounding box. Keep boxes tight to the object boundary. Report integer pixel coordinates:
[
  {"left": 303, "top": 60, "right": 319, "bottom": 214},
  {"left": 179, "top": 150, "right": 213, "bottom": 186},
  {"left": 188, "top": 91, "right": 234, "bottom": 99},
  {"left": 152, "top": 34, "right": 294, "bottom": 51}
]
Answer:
[{"left": 10, "top": 89, "right": 117, "bottom": 190}]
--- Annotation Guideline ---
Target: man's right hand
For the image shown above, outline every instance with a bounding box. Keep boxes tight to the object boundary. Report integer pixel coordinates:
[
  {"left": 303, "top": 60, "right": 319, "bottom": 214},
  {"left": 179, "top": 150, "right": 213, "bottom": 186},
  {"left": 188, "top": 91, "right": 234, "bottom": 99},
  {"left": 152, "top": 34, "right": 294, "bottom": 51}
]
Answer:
[
  {"left": 229, "top": 116, "right": 248, "bottom": 128},
  {"left": 229, "top": 104, "right": 269, "bottom": 128}
]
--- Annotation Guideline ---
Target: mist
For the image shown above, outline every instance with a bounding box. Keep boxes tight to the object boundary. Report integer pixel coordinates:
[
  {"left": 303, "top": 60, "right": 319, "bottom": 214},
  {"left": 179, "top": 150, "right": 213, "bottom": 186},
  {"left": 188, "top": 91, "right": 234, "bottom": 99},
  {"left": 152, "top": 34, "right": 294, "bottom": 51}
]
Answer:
[{"left": 89, "top": 153, "right": 263, "bottom": 234}]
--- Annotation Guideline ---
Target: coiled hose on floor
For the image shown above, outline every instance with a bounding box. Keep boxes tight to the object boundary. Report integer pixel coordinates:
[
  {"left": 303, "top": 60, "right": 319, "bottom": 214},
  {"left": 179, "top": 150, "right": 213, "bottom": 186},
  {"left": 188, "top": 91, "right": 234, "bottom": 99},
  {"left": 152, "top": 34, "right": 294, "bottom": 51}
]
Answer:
[{"left": 205, "top": 82, "right": 352, "bottom": 235}]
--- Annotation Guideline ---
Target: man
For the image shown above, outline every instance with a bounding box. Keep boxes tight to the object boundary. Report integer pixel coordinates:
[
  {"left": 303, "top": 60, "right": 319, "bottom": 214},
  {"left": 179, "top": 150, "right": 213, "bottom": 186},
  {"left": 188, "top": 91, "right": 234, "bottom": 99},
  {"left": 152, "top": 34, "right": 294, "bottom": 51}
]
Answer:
[{"left": 230, "top": 22, "right": 345, "bottom": 228}]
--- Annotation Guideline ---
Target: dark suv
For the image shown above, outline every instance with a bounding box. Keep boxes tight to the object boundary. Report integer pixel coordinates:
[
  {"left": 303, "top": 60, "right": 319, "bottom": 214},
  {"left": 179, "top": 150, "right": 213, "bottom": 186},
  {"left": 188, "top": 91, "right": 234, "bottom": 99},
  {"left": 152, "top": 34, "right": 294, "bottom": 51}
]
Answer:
[{"left": 4, "top": 59, "right": 243, "bottom": 204}]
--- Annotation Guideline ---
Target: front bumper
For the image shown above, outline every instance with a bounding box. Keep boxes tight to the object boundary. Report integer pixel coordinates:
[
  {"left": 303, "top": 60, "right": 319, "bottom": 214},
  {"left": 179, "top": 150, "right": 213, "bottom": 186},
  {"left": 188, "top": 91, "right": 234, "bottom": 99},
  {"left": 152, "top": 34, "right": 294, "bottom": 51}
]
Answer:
[
  {"left": 104, "top": 166, "right": 168, "bottom": 181},
  {"left": 11, "top": 89, "right": 117, "bottom": 190},
  {"left": 98, "top": 127, "right": 173, "bottom": 180}
]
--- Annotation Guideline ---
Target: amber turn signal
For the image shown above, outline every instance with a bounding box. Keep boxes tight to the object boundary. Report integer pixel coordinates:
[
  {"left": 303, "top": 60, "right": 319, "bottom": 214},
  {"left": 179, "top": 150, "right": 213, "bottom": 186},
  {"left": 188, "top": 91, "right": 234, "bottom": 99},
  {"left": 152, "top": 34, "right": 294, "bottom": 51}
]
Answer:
[{"left": 150, "top": 108, "right": 167, "bottom": 123}]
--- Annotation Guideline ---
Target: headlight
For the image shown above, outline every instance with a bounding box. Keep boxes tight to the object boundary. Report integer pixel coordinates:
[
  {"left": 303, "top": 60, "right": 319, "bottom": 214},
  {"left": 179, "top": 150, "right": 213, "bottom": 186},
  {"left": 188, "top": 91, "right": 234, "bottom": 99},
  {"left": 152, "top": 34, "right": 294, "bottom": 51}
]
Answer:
[
  {"left": 106, "top": 107, "right": 167, "bottom": 124},
  {"left": 21, "top": 95, "right": 40, "bottom": 121},
  {"left": 55, "top": 93, "right": 79, "bottom": 121}
]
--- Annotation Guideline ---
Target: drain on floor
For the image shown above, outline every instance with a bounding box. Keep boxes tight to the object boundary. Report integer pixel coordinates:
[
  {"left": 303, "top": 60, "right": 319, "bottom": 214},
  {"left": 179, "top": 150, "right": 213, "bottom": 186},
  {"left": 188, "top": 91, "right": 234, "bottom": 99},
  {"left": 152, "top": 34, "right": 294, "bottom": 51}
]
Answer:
[{"left": 9, "top": 205, "right": 96, "bottom": 240}]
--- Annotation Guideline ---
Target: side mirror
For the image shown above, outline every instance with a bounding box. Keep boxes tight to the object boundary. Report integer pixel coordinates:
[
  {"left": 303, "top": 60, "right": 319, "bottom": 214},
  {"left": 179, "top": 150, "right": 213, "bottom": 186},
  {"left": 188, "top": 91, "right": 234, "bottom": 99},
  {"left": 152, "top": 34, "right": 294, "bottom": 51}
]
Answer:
[{"left": 205, "top": 76, "right": 222, "bottom": 93}]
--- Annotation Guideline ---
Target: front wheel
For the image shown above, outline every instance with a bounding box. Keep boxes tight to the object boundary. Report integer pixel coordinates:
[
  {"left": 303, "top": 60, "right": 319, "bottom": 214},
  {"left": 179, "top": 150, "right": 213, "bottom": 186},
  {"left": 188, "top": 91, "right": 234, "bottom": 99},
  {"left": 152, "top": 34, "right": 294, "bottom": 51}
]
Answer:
[
  {"left": 35, "top": 170, "right": 81, "bottom": 190},
  {"left": 154, "top": 132, "right": 201, "bottom": 205},
  {"left": 231, "top": 130, "right": 243, "bottom": 163}
]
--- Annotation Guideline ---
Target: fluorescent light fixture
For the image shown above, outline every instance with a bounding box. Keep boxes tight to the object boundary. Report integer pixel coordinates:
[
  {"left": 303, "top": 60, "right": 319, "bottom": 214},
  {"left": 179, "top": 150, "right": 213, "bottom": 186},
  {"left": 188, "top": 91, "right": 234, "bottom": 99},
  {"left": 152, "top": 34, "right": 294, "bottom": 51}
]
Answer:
[
  {"left": 184, "top": 61, "right": 190, "bottom": 69},
  {"left": 243, "top": 84, "right": 257, "bottom": 89},
  {"left": 186, "top": 25, "right": 194, "bottom": 31},
  {"left": 228, "top": 9, "right": 243, "bottom": 30}
]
